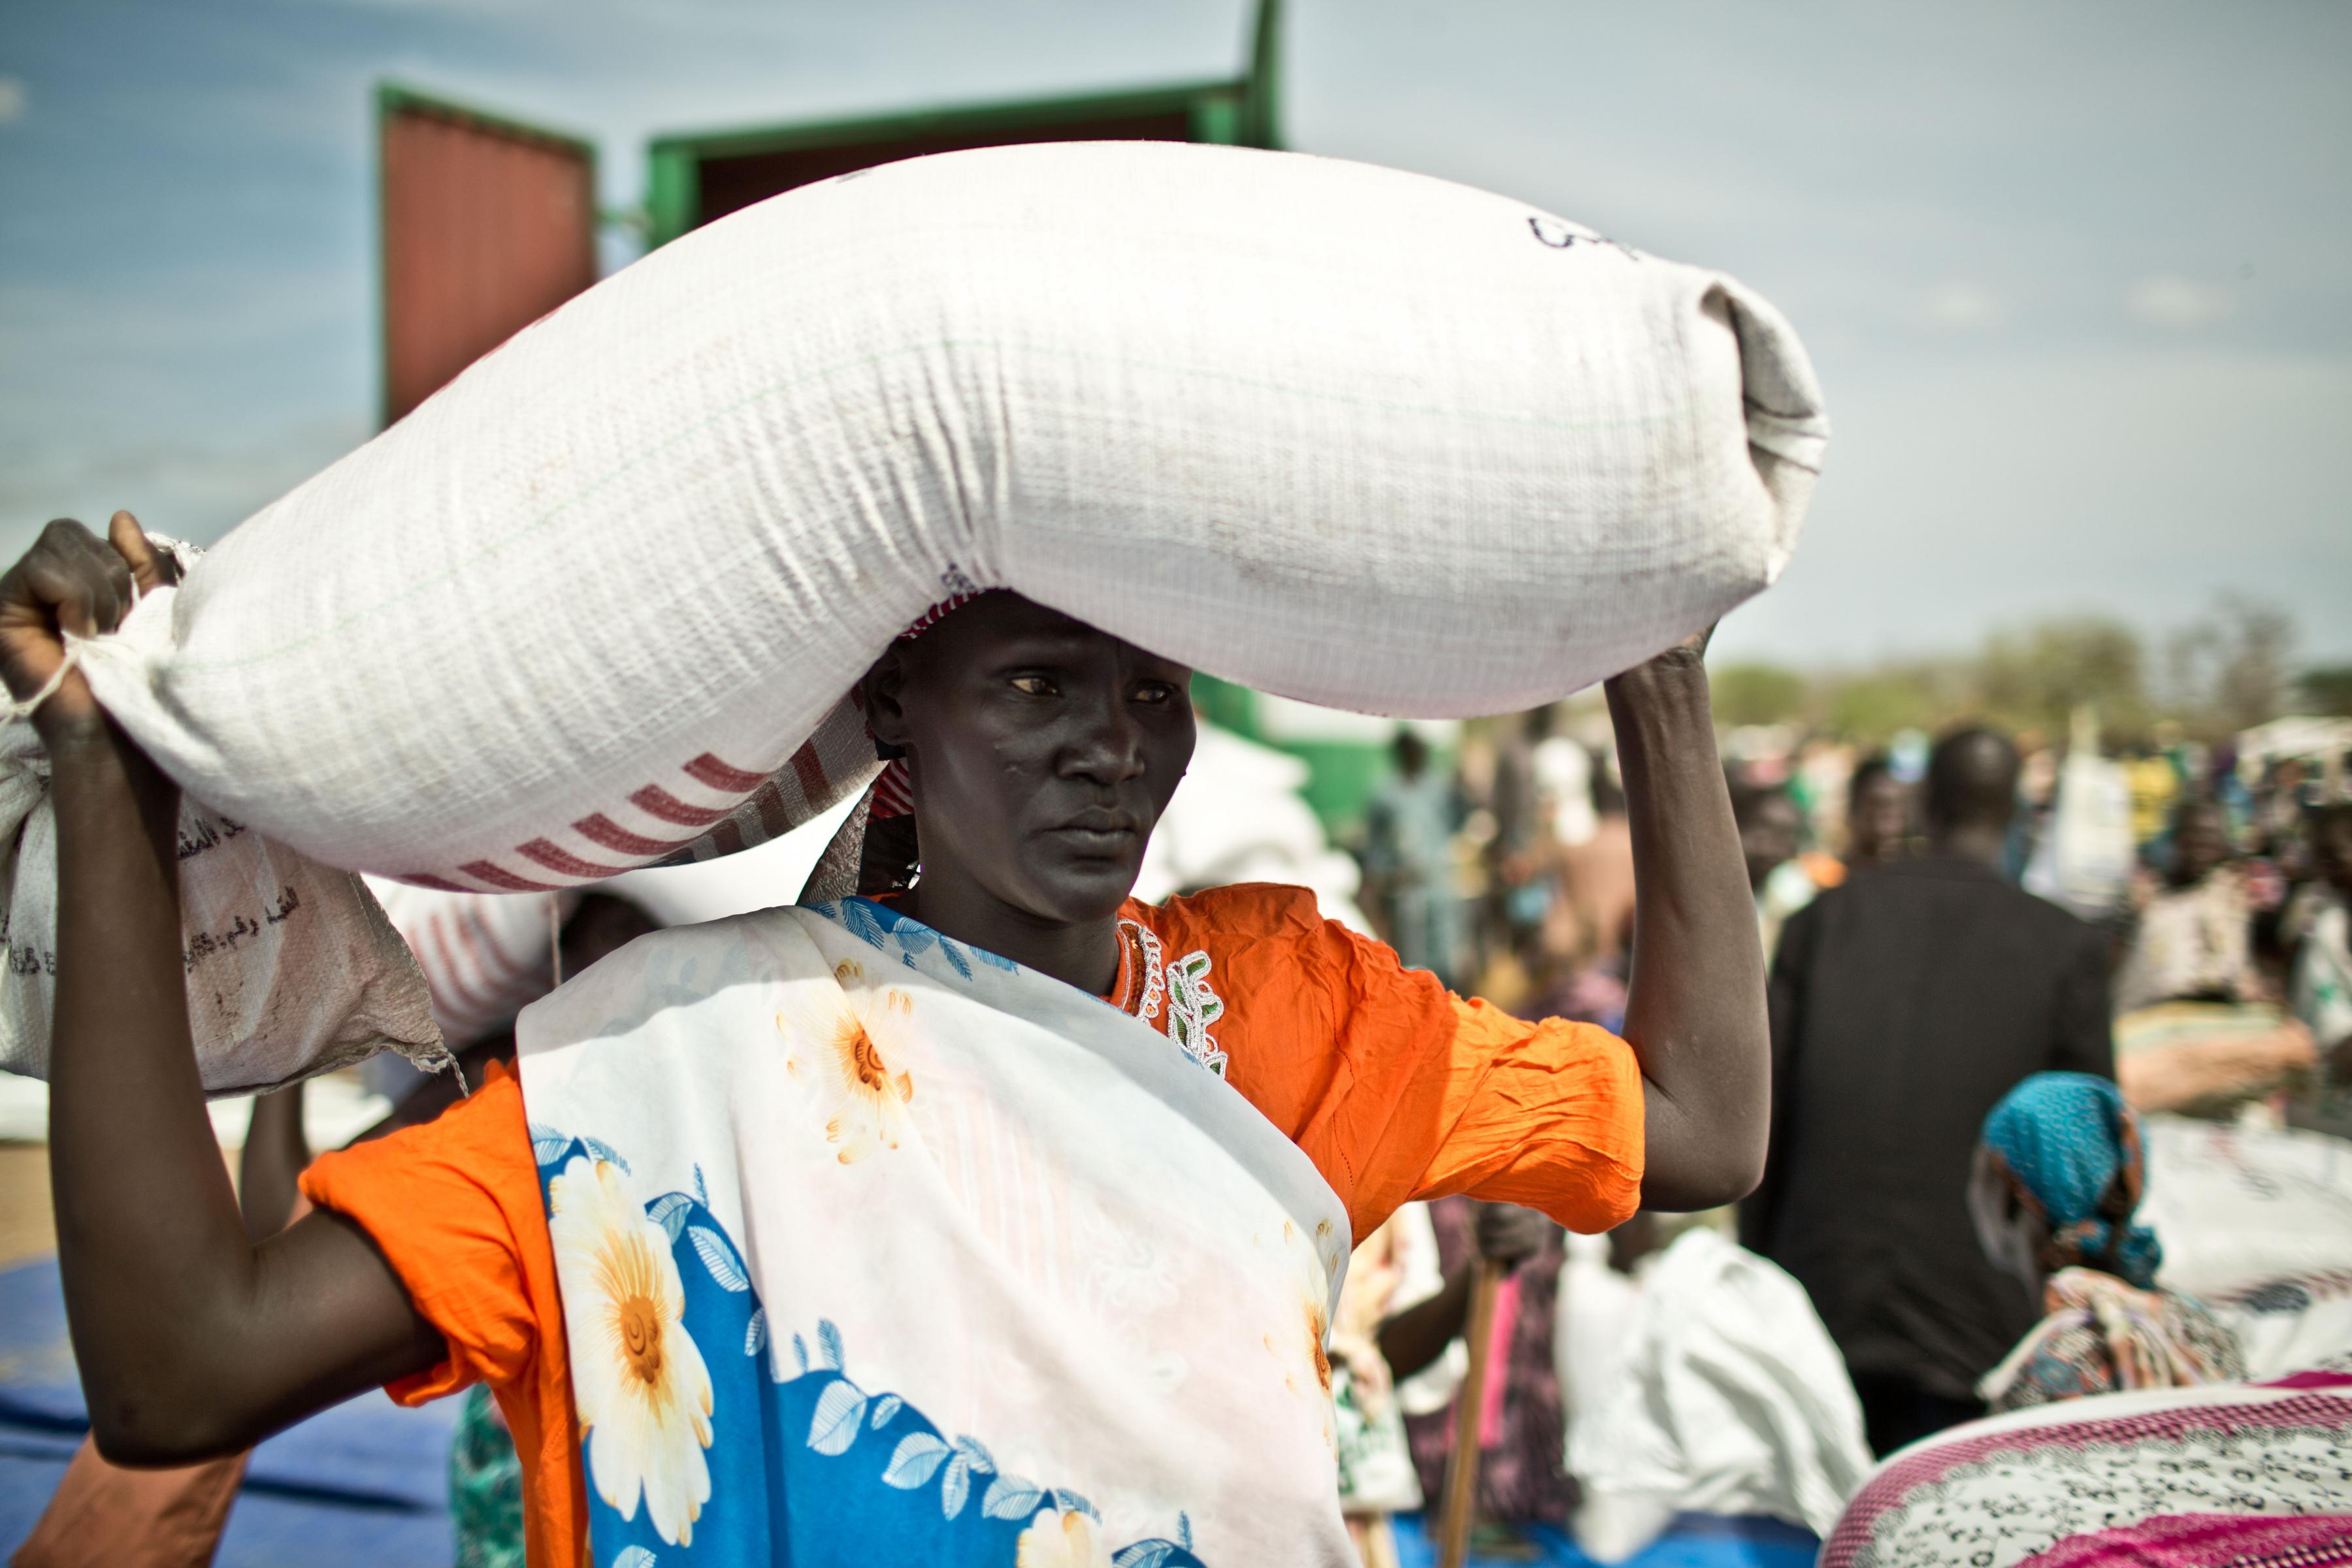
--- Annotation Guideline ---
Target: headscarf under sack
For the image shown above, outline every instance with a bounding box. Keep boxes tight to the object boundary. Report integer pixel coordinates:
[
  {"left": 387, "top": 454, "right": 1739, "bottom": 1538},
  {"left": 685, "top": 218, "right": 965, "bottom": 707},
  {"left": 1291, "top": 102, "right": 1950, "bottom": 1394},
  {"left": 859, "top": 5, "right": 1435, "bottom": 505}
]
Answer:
[{"left": 1980, "top": 1071, "right": 2163, "bottom": 1289}]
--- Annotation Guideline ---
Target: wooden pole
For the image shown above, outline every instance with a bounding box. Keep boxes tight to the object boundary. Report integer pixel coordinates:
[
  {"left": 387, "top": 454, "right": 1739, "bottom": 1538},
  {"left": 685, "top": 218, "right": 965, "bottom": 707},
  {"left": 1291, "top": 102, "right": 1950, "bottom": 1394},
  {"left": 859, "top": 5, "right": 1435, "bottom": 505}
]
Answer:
[{"left": 1435, "top": 1256, "right": 1507, "bottom": 1568}]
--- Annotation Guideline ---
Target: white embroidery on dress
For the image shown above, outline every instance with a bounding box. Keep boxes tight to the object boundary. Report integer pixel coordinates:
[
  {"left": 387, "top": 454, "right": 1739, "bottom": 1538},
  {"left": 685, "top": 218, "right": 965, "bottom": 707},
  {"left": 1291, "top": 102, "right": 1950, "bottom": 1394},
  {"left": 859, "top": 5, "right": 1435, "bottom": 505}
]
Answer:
[
  {"left": 1115, "top": 920, "right": 1226, "bottom": 1076},
  {"left": 1164, "top": 950, "right": 1228, "bottom": 1079}
]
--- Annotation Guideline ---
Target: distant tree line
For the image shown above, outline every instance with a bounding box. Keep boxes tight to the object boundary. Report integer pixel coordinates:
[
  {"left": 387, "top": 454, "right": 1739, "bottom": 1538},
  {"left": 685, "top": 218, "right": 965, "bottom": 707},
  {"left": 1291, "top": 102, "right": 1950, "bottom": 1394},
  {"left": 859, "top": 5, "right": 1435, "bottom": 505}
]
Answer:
[{"left": 1712, "top": 596, "right": 2351, "bottom": 748}]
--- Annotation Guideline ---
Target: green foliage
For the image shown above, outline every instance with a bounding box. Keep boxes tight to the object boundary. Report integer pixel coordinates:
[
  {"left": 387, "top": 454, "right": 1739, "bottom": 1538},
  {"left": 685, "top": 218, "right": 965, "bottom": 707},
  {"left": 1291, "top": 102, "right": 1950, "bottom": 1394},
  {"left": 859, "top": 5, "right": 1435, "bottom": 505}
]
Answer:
[
  {"left": 1979, "top": 615, "right": 2151, "bottom": 740},
  {"left": 1710, "top": 662, "right": 1810, "bottom": 728},
  {"left": 1713, "top": 598, "right": 2300, "bottom": 746},
  {"left": 1821, "top": 669, "right": 1957, "bottom": 748}
]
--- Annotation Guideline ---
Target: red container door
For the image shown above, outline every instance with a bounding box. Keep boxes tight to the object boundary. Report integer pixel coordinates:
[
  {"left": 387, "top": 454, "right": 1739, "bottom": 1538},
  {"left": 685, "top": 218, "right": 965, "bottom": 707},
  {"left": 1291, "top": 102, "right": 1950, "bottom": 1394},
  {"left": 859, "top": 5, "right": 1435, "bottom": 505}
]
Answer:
[{"left": 378, "top": 88, "right": 598, "bottom": 427}]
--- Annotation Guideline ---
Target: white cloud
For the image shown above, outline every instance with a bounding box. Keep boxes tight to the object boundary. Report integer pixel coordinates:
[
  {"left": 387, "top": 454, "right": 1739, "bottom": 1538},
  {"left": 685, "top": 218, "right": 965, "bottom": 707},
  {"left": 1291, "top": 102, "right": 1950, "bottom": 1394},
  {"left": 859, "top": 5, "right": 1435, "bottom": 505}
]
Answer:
[
  {"left": 1925, "top": 282, "right": 2003, "bottom": 327},
  {"left": 2127, "top": 274, "right": 2233, "bottom": 327},
  {"left": 0, "top": 77, "right": 25, "bottom": 127}
]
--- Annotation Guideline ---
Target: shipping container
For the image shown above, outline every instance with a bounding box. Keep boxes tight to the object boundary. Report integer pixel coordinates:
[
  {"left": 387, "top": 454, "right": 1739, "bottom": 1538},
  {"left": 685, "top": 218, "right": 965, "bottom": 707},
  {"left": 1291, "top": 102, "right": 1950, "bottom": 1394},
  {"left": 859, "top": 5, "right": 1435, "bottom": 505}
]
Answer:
[{"left": 377, "top": 84, "right": 598, "bottom": 426}]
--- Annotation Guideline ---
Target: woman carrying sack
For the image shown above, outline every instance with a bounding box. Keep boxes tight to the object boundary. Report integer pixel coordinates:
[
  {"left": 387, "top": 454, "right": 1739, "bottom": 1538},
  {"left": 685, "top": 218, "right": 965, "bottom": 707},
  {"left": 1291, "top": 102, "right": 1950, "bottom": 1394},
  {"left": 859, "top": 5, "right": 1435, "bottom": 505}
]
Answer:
[{"left": 5, "top": 515, "right": 1767, "bottom": 1567}]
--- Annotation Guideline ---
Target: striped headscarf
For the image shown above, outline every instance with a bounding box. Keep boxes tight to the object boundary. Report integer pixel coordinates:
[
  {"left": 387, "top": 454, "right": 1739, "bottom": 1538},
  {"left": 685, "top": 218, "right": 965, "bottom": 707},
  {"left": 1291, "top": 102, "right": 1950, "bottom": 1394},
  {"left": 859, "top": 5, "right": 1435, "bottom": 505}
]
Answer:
[
  {"left": 1980, "top": 1072, "right": 2163, "bottom": 1289},
  {"left": 865, "top": 592, "right": 987, "bottom": 820},
  {"left": 840, "top": 593, "right": 991, "bottom": 898}
]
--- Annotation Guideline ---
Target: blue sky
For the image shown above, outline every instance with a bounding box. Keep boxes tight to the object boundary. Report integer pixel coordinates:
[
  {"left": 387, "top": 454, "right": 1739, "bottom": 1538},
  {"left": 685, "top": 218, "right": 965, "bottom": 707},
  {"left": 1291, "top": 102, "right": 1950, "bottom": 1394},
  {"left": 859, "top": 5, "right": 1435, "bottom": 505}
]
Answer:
[{"left": 3, "top": 0, "right": 2347, "bottom": 667}]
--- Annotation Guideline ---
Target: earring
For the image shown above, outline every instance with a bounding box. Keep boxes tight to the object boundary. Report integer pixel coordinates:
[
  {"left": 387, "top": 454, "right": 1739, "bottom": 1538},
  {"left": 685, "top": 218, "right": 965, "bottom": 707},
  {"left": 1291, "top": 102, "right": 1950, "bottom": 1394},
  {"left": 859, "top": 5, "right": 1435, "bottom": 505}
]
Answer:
[{"left": 873, "top": 736, "right": 906, "bottom": 762}]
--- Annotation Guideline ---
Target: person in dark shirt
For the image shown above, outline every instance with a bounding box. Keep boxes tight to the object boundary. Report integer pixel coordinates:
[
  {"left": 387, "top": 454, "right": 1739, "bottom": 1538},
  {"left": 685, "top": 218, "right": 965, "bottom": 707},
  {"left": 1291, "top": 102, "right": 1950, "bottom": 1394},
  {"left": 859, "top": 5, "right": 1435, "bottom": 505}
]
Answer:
[{"left": 1739, "top": 727, "right": 2114, "bottom": 1457}]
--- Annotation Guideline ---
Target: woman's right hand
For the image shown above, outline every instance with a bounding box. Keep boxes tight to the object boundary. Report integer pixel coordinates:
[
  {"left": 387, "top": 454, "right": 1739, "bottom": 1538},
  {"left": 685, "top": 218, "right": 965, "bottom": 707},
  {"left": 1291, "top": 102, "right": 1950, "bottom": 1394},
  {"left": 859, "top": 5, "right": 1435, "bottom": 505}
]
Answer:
[{"left": 0, "top": 512, "right": 177, "bottom": 746}]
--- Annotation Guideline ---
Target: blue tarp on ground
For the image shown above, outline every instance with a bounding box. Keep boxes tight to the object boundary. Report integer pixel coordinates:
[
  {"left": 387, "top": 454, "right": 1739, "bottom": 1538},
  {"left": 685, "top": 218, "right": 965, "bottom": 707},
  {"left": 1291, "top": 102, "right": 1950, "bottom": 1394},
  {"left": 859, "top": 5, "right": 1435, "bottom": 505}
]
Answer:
[
  {"left": 0, "top": 1256, "right": 458, "bottom": 1567},
  {"left": 1390, "top": 1512, "right": 1822, "bottom": 1568}
]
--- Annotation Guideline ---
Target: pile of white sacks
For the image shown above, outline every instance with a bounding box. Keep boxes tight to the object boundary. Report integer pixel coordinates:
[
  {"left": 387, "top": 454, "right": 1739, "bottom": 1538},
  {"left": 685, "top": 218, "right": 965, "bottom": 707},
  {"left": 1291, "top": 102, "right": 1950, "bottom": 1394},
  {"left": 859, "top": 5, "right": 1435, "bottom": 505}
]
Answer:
[{"left": 0, "top": 139, "right": 1825, "bottom": 1090}]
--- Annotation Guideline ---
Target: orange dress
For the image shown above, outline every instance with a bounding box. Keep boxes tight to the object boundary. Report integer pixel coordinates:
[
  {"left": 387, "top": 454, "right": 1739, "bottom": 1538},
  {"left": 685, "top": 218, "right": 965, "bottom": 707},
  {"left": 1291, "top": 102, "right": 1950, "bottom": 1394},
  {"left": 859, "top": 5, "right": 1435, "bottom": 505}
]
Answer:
[{"left": 303, "top": 884, "right": 1644, "bottom": 1568}]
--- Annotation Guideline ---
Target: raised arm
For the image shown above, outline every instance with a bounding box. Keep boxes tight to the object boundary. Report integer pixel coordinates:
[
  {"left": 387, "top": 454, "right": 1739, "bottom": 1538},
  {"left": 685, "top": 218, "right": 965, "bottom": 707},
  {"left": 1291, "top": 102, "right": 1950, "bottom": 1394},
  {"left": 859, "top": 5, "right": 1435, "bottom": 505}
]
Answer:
[
  {"left": 6, "top": 515, "right": 442, "bottom": 1465},
  {"left": 1606, "top": 637, "right": 1769, "bottom": 1210}
]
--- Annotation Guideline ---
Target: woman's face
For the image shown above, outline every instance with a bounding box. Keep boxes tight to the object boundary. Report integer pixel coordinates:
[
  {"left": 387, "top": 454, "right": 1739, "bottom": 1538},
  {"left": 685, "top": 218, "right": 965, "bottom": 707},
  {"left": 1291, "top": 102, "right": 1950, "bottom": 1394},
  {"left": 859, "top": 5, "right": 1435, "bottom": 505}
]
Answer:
[{"left": 866, "top": 593, "right": 1196, "bottom": 928}]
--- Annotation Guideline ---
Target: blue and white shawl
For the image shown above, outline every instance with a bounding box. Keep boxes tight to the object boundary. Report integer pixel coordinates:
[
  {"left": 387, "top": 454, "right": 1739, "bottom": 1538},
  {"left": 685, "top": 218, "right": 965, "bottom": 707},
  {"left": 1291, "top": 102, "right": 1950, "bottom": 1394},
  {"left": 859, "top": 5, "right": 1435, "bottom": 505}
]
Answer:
[{"left": 515, "top": 898, "right": 1354, "bottom": 1566}]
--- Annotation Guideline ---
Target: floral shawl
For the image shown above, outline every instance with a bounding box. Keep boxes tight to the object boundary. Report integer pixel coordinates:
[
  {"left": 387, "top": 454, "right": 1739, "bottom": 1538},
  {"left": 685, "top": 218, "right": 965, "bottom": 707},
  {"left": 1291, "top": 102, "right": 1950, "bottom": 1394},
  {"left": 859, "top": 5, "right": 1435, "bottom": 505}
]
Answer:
[{"left": 513, "top": 898, "right": 1355, "bottom": 1567}]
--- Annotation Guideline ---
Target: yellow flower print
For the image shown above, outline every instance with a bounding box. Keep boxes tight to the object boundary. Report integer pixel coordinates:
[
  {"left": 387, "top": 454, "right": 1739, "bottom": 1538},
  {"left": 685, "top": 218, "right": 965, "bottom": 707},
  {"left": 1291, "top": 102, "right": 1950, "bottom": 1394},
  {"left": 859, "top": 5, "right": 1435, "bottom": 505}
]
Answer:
[
  {"left": 777, "top": 984, "right": 918, "bottom": 1163},
  {"left": 1015, "top": 1507, "right": 1114, "bottom": 1568},
  {"left": 547, "top": 1155, "right": 714, "bottom": 1545}
]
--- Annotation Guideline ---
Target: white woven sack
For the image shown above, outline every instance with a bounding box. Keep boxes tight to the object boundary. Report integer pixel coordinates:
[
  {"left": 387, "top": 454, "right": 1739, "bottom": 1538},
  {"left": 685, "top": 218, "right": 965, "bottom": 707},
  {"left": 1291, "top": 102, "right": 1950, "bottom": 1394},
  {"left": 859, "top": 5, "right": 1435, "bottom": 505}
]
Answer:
[
  {"left": 5, "top": 140, "right": 1825, "bottom": 1090},
  {"left": 367, "top": 879, "right": 566, "bottom": 1053},
  {"left": 71, "top": 139, "right": 1823, "bottom": 895}
]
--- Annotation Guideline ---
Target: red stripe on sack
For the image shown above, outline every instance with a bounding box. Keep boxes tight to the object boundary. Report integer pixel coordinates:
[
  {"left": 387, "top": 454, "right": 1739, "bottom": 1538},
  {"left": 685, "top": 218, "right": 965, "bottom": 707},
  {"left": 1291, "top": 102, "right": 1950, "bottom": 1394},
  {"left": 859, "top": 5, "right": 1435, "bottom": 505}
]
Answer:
[
  {"left": 461, "top": 904, "right": 526, "bottom": 980},
  {"left": 423, "top": 914, "right": 498, "bottom": 1023},
  {"left": 459, "top": 859, "right": 564, "bottom": 893},
  {"left": 790, "top": 742, "right": 828, "bottom": 808},
  {"left": 574, "top": 813, "right": 700, "bottom": 859},
  {"left": 519, "top": 838, "right": 635, "bottom": 882},
  {"left": 706, "top": 818, "right": 747, "bottom": 857},
  {"left": 412, "top": 919, "right": 461, "bottom": 1021},
  {"left": 683, "top": 753, "right": 769, "bottom": 794},
  {"left": 629, "top": 785, "right": 730, "bottom": 828}
]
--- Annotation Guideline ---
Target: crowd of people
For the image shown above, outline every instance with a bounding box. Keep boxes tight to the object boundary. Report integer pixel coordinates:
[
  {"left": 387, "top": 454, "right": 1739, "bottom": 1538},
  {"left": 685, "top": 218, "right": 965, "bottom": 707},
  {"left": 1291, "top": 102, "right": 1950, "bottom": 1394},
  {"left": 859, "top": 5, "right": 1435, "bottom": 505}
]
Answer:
[{"left": 1346, "top": 704, "right": 2352, "bottom": 1559}]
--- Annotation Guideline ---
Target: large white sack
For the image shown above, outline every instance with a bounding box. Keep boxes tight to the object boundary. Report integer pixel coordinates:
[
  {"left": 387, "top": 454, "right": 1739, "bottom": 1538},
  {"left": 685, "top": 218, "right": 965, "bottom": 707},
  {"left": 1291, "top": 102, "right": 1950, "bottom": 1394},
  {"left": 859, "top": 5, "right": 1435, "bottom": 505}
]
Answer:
[{"left": 74, "top": 140, "right": 1825, "bottom": 893}]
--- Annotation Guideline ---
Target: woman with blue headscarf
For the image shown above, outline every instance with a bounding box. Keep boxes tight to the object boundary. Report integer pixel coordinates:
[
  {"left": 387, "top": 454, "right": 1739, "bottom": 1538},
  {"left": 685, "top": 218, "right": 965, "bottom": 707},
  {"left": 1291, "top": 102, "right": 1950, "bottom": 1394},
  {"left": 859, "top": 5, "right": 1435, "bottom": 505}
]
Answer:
[{"left": 1967, "top": 1072, "right": 2244, "bottom": 1410}]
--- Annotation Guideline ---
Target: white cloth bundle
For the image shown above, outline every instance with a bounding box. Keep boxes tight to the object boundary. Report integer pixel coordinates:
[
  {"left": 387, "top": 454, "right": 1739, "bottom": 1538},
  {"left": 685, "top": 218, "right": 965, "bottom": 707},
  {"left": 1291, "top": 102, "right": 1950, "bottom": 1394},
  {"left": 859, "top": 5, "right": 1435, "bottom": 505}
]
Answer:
[
  {"left": 1560, "top": 1228, "right": 1874, "bottom": 1560},
  {"left": 5, "top": 139, "right": 1825, "bottom": 1088}
]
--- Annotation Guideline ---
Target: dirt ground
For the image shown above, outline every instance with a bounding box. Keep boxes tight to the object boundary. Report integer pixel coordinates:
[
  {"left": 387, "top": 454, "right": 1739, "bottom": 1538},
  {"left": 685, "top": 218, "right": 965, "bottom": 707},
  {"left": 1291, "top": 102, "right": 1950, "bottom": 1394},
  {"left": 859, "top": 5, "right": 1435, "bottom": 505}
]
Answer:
[{"left": 0, "top": 1145, "right": 54, "bottom": 1270}]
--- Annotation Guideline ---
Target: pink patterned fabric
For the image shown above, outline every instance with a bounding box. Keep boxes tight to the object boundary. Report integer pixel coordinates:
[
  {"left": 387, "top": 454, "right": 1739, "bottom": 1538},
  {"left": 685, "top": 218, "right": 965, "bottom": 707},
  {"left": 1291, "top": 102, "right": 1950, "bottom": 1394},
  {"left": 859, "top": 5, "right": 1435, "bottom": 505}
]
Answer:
[
  {"left": 2021, "top": 1512, "right": 2352, "bottom": 1568},
  {"left": 2266, "top": 1367, "right": 2352, "bottom": 1391},
  {"left": 1822, "top": 1379, "right": 2352, "bottom": 1568}
]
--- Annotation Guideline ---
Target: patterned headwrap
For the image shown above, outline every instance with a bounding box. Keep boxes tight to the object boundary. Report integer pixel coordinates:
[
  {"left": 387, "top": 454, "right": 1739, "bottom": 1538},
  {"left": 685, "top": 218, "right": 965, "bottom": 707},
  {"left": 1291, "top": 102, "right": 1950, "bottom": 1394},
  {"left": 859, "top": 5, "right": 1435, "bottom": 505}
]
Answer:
[
  {"left": 863, "top": 592, "right": 986, "bottom": 820},
  {"left": 1980, "top": 1071, "right": 2163, "bottom": 1289}
]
